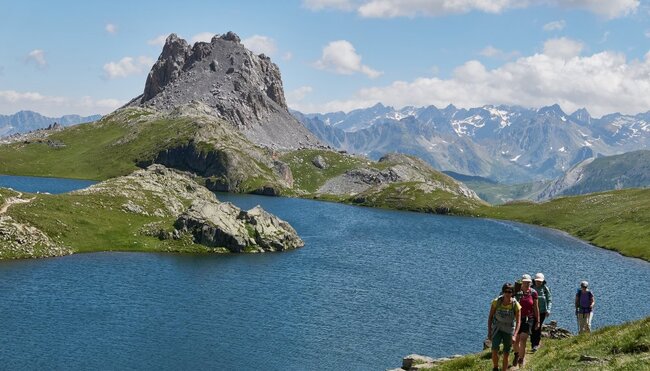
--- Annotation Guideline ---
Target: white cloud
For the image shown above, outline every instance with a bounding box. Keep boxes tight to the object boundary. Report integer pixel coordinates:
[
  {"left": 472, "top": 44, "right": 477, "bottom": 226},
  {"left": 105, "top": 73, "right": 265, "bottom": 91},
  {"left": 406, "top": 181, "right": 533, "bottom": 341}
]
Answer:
[
  {"left": 148, "top": 34, "right": 169, "bottom": 46},
  {"left": 303, "top": 0, "right": 356, "bottom": 10},
  {"left": 543, "top": 37, "right": 584, "bottom": 59},
  {"left": 303, "top": 0, "right": 639, "bottom": 18},
  {"left": 283, "top": 52, "right": 294, "bottom": 61},
  {"left": 105, "top": 23, "right": 117, "bottom": 34},
  {"left": 103, "top": 56, "right": 154, "bottom": 79},
  {"left": 0, "top": 90, "right": 122, "bottom": 116},
  {"left": 286, "top": 86, "right": 314, "bottom": 104},
  {"left": 191, "top": 32, "right": 214, "bottom": 44},
  {"left": 543, "top": 20, "right": 566, "bottom": 31},
  {"left": 295, "top": 43, "right": 650, "bottom": 117},
  {"left": 26, "top": 49, "right": 46, "bottom": 68},
  {"left": 315, "top": 40, "right": 382, "bottom": 78},
  {"left": 645, "top": 30, "right": 650, "bottom": 38},
  {"left": 479, "top": 46, "right": 520, "bottom": 60},
  {"left": 558, "top": 0, "right": 639, "bottom": 18},
  {"left": 242, "top": 35, "right": 278, "bottom": 56}
]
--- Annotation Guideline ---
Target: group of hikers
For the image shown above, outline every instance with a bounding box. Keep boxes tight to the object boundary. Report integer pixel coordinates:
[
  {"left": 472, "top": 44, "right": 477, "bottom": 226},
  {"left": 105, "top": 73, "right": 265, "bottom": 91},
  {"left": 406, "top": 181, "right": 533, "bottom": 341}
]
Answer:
[{"left": 487, "top": 273, "right": 595, "bottom": 370}]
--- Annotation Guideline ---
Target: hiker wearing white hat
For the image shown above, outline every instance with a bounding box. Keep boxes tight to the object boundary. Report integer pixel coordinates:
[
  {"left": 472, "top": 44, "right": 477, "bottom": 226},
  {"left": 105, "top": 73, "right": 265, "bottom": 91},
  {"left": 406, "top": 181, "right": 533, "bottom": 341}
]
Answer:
[
  {"left": 531, "top": 273, "right": 552, "bottom": 352},
  {"left": 575, "top": 281, "right": 595, "bottom": 334}
]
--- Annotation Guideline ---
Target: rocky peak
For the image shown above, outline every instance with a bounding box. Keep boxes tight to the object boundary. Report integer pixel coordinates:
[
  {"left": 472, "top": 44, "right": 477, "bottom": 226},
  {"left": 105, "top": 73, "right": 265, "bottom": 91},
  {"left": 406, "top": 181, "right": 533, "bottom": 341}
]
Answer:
[
  {"left": 571, "top": 108, "right": 592, "bottom": 125},
  {"left": 538, "top": 104, "right": 566, "bottom": 117},
  {"left": 133, "top": 31, "right": 321, "bottom": 150}
]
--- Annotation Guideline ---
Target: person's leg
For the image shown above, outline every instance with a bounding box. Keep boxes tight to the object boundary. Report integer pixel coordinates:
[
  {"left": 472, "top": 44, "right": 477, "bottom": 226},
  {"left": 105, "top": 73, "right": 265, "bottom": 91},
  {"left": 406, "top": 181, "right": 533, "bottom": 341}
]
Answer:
[
  {"left": 586, "top": 312, "right": 592, "bottom": 333},
  {"left": 492, "top": 331, "right": 503, "bottom": 370},
  {"left": 579, "top": 313, "right": 588, "bottom": 334},
  {"left": 502, "top": 333, "right": 512, "bottom": 371},
  {"left": 576, "top": 313, "right": 582, "bottom": 334},
  {"left": 518, "top": 333, "right": 529, "bottom": 365},
  {"left": 513, "top": 332, "right": 520, "bottom": 366},
  {"left": 491, "top": 349, "right": 499, "bottom": 369},
  {"left": 532, "top": 312, "right": 547, "bottom": 349},
  {"left": 577, "top": 313, "right": 585, "bottom": 334}
]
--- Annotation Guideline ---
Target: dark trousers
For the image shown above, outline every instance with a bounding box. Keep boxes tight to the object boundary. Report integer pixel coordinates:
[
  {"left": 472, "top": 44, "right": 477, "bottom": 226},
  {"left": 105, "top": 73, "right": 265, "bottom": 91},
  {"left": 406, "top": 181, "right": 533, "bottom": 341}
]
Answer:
[{"left": 531, "top": 312, "right": 548, "bottom": 347}]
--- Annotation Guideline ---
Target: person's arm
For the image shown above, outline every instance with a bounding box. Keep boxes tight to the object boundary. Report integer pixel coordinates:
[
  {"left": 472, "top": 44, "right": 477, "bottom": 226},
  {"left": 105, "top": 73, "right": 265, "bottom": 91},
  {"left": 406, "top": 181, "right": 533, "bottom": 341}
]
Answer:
[
  {"left": 545, "top": 286, "right": 552, "bottom": 314},
  {"left": 575, "top": 292, "right": 580, "bottom": 313},
  {"left": 513, "top": 304, "right": 521, "bottom": 341},
  {"left": 534, "top": 296, "right": 540, "bottom": 328},
  {"left": 590, "top": 292, "right": 595, "bottom": 310},
  {"left": 488, "top": 303, "right": 496, "bottom": 339}
]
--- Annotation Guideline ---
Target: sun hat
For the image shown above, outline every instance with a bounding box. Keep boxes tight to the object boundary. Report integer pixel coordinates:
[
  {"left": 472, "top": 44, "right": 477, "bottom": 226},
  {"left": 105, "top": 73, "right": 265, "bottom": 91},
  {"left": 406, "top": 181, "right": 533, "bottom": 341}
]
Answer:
[
  {"left": 521, "top": 274, "right": 532, "bottom": 282},
  {"left": 534, "top": 273, "right": 545, "bottom": 281},
  {"left": 580, "top": 280, "right": 589, "bottom": 288}
]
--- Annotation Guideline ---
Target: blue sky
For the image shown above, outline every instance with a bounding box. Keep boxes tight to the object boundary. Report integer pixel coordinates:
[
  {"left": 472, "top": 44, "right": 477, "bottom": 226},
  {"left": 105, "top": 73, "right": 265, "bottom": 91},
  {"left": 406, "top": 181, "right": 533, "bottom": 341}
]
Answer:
[{"left": 1, "top": 0, "right": 649, "bottom": 117}]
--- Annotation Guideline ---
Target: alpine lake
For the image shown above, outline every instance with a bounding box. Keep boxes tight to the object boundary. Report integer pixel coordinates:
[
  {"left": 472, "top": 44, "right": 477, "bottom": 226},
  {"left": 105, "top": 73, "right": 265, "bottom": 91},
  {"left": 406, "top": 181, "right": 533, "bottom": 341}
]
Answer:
[{"left": 0, "top": 175, "right": 648, "bottom": 370}]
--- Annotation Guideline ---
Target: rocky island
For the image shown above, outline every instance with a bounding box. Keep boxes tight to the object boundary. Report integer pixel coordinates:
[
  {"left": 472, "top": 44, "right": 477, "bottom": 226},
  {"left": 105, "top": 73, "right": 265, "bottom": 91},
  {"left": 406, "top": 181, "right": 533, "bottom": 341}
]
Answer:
[{"left": 0, "top": 165, "right": 302, "bottom": 259}]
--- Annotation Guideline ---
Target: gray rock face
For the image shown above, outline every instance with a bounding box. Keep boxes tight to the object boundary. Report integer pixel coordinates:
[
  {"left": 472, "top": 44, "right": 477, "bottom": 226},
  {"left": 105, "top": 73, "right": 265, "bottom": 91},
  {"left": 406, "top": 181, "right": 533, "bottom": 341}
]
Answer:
[
  {"left": 317, "top": 153, "right": 480, "bottom": 200},
  {"left": 133, "top": 32, "right": 321, "bottom": 150},
  {"left": 174, "top": 200, "right": 304, "bottom": 252}
]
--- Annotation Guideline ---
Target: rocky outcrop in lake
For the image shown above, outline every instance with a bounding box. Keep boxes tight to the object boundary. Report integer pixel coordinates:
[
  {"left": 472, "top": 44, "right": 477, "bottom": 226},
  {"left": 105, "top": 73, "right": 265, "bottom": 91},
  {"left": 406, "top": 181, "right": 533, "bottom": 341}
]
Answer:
[{"left": 0, "top": 165, "right": 303, "bottom": 259}]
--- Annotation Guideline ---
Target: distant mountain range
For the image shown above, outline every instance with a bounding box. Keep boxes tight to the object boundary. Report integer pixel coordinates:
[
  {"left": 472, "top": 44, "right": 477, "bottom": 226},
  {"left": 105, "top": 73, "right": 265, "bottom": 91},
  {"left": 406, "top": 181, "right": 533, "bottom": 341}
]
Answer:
[
  {"left": 0, "top": 111, "right": 101, "bottom": 137},
  {"left": 293, "top": 103, "right": 650, "bottom": 183}
]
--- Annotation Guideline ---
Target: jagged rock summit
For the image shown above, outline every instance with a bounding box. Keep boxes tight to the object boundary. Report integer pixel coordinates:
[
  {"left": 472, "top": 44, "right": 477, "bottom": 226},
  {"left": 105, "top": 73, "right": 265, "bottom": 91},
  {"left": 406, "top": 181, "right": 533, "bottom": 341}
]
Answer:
[{"left": 130, "top": 32, "right": 321, "bottom": 150}]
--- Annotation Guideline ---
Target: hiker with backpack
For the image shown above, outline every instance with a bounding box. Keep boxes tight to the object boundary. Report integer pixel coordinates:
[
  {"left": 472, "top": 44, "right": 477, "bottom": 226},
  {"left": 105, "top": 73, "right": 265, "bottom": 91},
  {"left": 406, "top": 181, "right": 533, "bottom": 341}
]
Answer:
[
  {"left": 575, "top": 280, "right": 595, "bottom": 334},
  {"left": 512, "top": 274, "right": 540, "bottom": 368},
  {"left": 531, "top": 273, "right": 552, "bottom": 352},
  {"left": 488, "top": 283, "right": 521, "bottom": 371}
]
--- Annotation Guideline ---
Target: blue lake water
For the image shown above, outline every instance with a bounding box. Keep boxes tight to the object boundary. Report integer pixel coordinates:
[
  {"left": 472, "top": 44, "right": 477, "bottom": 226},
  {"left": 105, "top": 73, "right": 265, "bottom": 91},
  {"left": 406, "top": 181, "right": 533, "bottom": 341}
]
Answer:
[
  {"left": 0, "top": 174, "right": 96, "bottom": 194},
  {"left": 0, "top": 177, "right": 649, "bottom": 370}
]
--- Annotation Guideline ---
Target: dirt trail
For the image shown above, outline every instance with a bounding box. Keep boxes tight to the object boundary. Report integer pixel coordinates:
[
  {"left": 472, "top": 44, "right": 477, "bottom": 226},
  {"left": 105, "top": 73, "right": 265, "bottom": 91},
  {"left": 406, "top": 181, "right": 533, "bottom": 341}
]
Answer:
[{"left": 0, "top": 191, "right": 34, "bottom": 214}]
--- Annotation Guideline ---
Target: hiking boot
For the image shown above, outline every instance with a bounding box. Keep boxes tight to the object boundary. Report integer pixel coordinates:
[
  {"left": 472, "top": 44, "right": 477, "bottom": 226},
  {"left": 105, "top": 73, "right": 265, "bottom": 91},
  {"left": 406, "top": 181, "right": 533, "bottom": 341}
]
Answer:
[
  {"left": 512, "top": 353, "right": 518, "bottom": 367},
  {"left": 518, "top": 358, "right": 525, "bottom": 368},
  {"left": 531, "top": 345, "right": 539, "bottom": 352},
  {"left": 492, "top": 368, "right": 499, "bottom": 371}
]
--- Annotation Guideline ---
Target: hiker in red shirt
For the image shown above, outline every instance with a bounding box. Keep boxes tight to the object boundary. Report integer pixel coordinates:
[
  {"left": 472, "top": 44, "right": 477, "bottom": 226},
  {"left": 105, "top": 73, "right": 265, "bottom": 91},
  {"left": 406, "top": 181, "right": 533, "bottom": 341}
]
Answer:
[{"left": 512, "top": 274, "right": 540, "bottom": 368}]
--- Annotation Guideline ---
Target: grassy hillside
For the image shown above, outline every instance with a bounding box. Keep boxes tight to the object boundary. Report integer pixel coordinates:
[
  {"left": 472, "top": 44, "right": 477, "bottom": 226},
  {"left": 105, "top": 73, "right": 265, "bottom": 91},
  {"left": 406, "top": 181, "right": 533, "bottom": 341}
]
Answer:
[
  {"left": 478, "top": 188, "right": 650, "bottom": 261},
  {"left": 562, "top": 150, "right": 650, "bottom": 196},
  {"left": 0, "top": 109, "right": 198, "bottom": 180},
  {"left": 463, "top": 180, "right": 549, "bottom": 204},
  {"left": 418, "top": 316, "right": 650, "bottom": 370},
  {"left": 281, "top": 149, "right": 487, "bottom": 214}
]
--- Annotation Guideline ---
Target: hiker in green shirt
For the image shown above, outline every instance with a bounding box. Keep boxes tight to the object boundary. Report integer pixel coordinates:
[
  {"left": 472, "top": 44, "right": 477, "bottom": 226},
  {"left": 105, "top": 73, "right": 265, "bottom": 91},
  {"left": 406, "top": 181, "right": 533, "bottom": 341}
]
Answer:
[{"left": 488, "top": 283, "right": 521, "bottom": 371}]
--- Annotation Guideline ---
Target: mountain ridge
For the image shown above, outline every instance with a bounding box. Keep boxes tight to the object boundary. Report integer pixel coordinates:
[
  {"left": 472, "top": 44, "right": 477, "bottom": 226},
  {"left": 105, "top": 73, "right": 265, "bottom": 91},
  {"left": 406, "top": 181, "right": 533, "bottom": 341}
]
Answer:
[
  {"left": 0, "top": 110, "right": 101, "bottom": 137},
  {"left": 294, "top": 103, "right": 650, "bottom": 183}
]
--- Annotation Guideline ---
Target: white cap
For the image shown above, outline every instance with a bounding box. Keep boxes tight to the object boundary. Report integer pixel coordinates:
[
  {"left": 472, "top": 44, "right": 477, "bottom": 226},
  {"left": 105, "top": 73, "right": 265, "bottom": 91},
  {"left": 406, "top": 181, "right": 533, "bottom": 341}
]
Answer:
[
  {"left": 534, "top": 273, "right": 545, "bottom": 282},
  {"left": 580, "top": 280, "right": 589, "bottom": 288},
  {"left": 522, "top": 274, "right": 532, "bottom": 282}
]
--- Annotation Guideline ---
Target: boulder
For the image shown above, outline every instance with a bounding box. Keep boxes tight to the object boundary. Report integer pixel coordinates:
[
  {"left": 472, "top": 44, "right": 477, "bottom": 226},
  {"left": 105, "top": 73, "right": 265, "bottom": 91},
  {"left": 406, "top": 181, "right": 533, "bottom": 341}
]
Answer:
[
  {"left": 174, "top": 199, "right": 303, "bottom": 253},
  {"left": 402, "top": 354, "right": 435, "bottom": 370},
  {"left": 312, "top": 155, "right": 328, "bottom": 169}
]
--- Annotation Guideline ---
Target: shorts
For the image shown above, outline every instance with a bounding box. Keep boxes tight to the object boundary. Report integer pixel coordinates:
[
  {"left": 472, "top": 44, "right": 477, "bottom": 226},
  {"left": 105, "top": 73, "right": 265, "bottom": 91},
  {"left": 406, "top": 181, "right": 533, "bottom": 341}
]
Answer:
[
  {"left": 492, "top": 330, "right": 514, "bottom": 353},
  {"left": 518, "top": 317, "right": 535, "bottom": 335}
]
